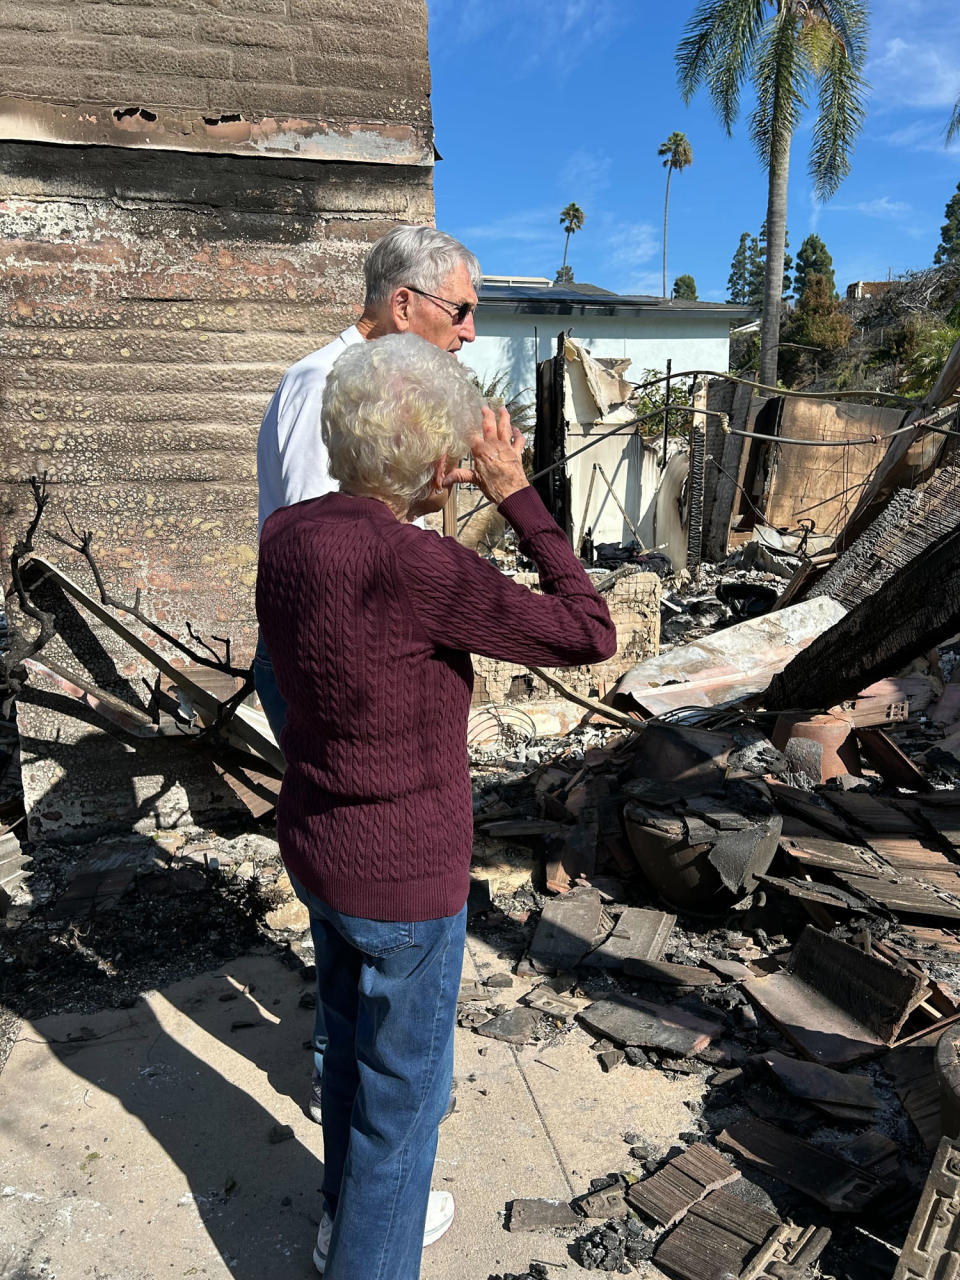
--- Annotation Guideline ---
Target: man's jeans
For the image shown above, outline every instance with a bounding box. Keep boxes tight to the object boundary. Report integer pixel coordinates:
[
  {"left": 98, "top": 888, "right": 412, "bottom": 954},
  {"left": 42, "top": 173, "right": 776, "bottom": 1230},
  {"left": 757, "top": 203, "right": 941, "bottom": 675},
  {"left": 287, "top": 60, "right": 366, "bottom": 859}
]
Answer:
[
  {"left": 253, "top": 632, "right": 328, "bottom": 1076},
  {"left": 291, "top": 877, "right": 466, "bottom": 1280}
]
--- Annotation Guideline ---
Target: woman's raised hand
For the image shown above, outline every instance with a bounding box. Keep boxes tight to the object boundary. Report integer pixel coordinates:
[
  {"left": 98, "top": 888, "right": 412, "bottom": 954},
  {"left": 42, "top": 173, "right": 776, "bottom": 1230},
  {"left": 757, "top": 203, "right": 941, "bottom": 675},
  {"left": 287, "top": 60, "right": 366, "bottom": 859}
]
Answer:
[{"left": 444, "top": 406, "right": 528, "bottom": 507}]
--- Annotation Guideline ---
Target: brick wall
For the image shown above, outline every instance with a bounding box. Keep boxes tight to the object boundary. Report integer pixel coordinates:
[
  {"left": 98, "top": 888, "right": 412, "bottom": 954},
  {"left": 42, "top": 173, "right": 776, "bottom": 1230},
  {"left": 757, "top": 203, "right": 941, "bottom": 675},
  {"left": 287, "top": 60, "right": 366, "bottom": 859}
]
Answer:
[
  {"left": 0, "top": 0, "right": 431, "bottom": 163},
  {"left": 472, "top": 572, "right": 662, "bottom": 707},
  {"left": 0, "top": 143, "right": 434, "bottom": 664}
]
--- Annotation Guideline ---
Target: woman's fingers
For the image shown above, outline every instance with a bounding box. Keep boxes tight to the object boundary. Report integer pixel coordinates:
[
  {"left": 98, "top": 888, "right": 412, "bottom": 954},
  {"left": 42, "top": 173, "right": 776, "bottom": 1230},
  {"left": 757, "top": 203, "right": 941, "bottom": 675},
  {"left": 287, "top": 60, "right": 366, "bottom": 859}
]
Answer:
[
  {"left": 480, "top": 405, "right": 497, "bottom": 438},
  {"left": 442, "top": 466, "right": 475, "bottom": 488}
]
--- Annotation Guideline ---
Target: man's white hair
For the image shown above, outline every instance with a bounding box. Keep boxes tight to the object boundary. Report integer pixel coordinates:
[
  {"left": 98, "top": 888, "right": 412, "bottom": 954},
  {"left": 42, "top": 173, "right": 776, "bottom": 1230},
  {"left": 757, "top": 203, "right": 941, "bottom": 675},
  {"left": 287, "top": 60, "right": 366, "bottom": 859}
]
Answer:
[
  {"left": 363, "top": 226, "right": 481, "bottom": 306},
  {"left": 322, "top": 333, "right": 483, "bottom": 510}
]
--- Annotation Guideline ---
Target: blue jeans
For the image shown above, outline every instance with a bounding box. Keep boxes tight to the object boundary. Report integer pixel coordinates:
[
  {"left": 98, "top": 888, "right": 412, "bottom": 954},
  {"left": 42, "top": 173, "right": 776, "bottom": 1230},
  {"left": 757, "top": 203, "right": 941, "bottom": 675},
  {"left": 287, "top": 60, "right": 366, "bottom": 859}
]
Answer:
[
  {"left": 291, "top": 877, "right": 466, "bottom": 1280},
  {"left": 254, "top": 632, "right": 328, "bottom": 1076}
]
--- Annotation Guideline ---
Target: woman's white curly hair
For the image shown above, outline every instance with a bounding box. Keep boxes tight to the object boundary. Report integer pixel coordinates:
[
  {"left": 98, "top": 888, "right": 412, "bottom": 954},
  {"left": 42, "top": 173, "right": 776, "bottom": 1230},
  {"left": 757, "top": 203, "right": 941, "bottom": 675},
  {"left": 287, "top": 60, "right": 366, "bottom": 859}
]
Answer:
[{"left": 322, "top": 333, "right": 483, "bottom": 511}]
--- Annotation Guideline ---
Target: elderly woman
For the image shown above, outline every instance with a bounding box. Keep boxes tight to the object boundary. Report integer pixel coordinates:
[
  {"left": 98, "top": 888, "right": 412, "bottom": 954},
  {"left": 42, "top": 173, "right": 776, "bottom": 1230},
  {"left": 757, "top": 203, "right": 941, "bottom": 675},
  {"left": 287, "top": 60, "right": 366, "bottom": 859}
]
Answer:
[{"left": 256, "top": 332, "right": 616, "bottom": 1280}]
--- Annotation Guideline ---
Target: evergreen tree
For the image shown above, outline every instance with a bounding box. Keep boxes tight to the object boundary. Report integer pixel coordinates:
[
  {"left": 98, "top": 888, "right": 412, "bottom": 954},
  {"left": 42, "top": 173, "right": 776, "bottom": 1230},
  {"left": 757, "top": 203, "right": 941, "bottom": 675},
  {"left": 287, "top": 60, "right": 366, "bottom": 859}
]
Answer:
[
  {"left": 746, "top": 236, "right": 765, "bottom": 308},
  {"left": 554, "top": 265, "right": 575, "bottom": 284},
  {"left": 779, "top": 272, "right": 854, "bottom": 385},
  {"left": 759, "top": 220, "right": 793, "bottom": 299},
  {"left": 727, "top": 232, "right": 751, "bottom": 303},
  {"left": 787, "top": 272, "right": 853, "bottom": 351},
  {"left": 673, "top": 274, "right": 697, "bottom": 300},
  {"left": 794, "top": 234, "right": 836, "bottom": 298},
  {"left": 934, "top": 182, "right": 960, "bottom": 265}
]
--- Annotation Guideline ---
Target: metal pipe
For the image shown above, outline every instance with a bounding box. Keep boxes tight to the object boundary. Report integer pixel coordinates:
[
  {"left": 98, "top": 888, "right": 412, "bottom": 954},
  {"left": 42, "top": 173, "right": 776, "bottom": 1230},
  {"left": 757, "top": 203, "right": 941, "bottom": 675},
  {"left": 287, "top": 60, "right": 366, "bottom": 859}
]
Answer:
[{"left": 660, "top": 357, "right": 672, "bottom": 471}]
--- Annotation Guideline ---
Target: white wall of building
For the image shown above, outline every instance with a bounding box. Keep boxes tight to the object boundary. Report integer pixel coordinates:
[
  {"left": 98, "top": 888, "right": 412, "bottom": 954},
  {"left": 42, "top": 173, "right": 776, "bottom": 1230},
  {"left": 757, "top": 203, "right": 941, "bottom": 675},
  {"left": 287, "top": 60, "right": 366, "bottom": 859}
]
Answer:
[{"left": 462, "top": 309, "right": 734, "bottom": 400}]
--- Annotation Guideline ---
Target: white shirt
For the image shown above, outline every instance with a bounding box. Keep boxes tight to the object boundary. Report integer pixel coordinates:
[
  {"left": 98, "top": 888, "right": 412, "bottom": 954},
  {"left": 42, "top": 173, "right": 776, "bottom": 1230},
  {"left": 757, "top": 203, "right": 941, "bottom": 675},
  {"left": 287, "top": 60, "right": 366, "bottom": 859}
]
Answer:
[{"left": 256, "top": 325, "right": 364, "bottom": 536}]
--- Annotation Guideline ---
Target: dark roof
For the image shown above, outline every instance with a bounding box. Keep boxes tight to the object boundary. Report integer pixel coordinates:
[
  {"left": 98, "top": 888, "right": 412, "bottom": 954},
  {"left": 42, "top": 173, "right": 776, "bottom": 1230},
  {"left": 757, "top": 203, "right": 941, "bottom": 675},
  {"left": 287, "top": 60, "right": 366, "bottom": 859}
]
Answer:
[
  {"left": 477, "top": 281, "right": 754, "bottom": 319},
  {"left": 558, "top": 282, "right": 617, "bottom": 296}
]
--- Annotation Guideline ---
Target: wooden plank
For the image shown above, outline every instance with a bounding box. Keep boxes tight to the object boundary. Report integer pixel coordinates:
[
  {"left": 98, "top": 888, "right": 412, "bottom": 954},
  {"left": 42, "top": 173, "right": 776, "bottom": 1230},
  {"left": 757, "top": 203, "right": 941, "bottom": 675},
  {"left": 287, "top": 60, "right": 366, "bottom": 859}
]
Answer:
[
  {"left": 857, "top": 727, "right": 933, "bottom": 791},
  {"left": 780, "top": 833, "right": 879, "bottom": 876},
  {"left": 717, "top": 1119, "right": 887, "bottom": 1212},
  {"left": 762, "top": 397, "right": 894, "bottom": 540},
  {"left": 766, "top": 516, "right": 960, "bottom": 714},
  {"left": 767, "top": 784, "right": 858, "bottom": 840},
  {"left": 832, "top": 872, "right": 960, "bottom": 922},
  {"left": 27, "top": 556, "right": 284, "bottom": 772},
  {"left": 827, "top": 790, "right": 923, "bottom": 835}
]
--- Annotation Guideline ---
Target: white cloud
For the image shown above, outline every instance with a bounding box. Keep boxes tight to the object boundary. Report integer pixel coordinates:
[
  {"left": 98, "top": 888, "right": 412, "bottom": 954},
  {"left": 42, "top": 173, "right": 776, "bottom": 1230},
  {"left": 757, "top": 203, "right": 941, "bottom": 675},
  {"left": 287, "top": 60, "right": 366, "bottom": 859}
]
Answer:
[
  {"left": 881, "top": 120, "right": 960, "bottom": 156},
  {"left": 832, "top": 196, "right": 913, "bottom": 219},
  {"left": 868, "top": 36, "right": 960, "bottom": 111},
  {"left": 599, "top": 222, "right": 661, "bottom": 294},
  {"left": 429, "top": 0, "right": 616, "bottom": 77},
  {"left": 560, "top": 148, "right": 612, "bottom": 203},
  {"left": 458, "top": 209, "right": 557, "bottom": 247},
  {"left": 605, "top": 222, "right": 659, "bottom": 268}
]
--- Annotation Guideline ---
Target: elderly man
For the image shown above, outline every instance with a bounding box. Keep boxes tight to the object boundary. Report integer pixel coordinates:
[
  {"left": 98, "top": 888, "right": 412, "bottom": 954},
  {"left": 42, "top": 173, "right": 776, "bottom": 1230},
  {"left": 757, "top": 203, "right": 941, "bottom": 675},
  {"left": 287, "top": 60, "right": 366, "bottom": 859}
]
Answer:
[{"left": 254, "top": 226, "right": 482, "bottom": 1122}]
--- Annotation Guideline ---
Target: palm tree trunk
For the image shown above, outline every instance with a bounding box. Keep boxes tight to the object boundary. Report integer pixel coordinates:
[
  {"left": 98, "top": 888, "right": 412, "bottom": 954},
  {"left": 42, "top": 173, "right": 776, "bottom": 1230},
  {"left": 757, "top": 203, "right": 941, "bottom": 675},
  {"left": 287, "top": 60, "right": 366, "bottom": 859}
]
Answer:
[
  {"left": 662, "top": 166, "right": 673, "bottom": 299},
  {"left": 759, "top": 131, "right": 791, "bottom": 389},
  {"left": 562, "top": 230, "right": 571, "bottom": 273}
]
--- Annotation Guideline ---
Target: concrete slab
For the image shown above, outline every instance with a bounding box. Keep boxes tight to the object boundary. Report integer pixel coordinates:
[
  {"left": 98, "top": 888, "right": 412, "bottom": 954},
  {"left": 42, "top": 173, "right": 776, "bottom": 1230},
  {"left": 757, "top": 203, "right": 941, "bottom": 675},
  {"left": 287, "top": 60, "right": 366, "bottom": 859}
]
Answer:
[{"left": 1, "top": 941, "right": 704, "bottom": 1279}]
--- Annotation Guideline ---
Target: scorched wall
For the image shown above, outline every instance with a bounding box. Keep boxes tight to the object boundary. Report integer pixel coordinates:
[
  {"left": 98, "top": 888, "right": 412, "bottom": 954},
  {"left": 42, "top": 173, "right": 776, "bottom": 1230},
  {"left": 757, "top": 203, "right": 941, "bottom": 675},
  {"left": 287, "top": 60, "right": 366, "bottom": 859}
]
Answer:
[{"left": 0, "top": 0, "right": 434, "bottom": 663}]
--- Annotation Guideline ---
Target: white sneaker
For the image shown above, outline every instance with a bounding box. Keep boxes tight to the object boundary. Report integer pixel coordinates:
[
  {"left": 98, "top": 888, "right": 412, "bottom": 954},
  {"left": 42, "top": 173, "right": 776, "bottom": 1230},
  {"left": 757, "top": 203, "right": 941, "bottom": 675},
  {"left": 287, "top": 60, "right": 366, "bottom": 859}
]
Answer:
[{"left": 312, "top": 1191, "right": 455, "bottom": 1274}]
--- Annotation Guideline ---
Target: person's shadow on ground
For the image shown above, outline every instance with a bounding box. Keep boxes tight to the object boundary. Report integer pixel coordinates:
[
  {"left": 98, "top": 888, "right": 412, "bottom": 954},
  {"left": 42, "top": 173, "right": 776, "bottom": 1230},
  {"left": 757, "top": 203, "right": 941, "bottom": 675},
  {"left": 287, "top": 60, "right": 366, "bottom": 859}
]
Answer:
[{"left": 1, "top": 860, "right": 327, "bottom": 1280}]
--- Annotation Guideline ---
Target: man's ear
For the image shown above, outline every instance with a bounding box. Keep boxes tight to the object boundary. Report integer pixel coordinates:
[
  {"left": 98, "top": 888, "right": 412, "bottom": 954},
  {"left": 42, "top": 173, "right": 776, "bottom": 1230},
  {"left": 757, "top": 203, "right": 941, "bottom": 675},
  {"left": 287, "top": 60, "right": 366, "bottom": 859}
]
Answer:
[{"left": 390, "top": 287, "right": 413, "bottom": 333}]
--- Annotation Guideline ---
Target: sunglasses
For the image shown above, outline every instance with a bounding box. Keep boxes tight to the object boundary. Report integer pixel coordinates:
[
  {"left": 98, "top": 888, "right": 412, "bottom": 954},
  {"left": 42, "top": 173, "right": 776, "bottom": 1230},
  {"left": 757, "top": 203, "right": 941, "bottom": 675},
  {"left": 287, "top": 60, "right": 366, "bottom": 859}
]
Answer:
[{"left": 404, "top": 285, "right": 475, "bottom": 326}]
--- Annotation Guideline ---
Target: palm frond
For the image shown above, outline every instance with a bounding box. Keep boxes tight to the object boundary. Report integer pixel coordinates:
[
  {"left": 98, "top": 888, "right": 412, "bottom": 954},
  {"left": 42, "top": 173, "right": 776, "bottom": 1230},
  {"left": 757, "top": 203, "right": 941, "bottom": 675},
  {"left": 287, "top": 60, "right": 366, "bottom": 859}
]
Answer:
[
  {"left": 948, "top": 97, "right": 960, "bottom": 145},
  {"left": 677, "top": 0, "right": 768, "bottom": 132},
  {"left": 749, "top": 8, "right": 805, "bottom": 166},
  {"left": 808, "top": 18, "right": 868, "bottom": 198},
  {"left": 676, "top": 0, "right": 730, "bottom": 102},
  {"left": 810, "top": 0, "right": 869, "bottom": 64},
  {"left": 709, "top": 0, "right": 772, "bottom": 133}
]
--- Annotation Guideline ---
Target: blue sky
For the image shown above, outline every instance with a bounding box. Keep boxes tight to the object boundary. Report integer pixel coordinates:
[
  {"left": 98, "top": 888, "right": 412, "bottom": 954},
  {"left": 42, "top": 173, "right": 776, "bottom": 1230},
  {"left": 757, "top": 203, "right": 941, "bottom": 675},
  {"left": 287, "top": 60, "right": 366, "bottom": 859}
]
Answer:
[{"left": 428, "top": 0, "right": 960, "bottom": 301}]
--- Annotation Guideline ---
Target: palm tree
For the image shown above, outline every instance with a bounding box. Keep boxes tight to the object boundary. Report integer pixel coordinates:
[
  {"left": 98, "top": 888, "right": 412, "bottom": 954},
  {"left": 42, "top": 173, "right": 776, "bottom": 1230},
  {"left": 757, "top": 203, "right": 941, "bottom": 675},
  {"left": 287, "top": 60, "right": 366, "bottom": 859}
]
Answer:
[
  {"left": 658, "top": 132, "right": 693, "bottom": 298},
  {"left": 949, "top": 97, "right": 960, "bottom": 145},
  {"left": 559, "top": 202, "right": 585, "bottom": 276},
  {"left": 677, "top": 1, "right": 868, "bottom": 388}
]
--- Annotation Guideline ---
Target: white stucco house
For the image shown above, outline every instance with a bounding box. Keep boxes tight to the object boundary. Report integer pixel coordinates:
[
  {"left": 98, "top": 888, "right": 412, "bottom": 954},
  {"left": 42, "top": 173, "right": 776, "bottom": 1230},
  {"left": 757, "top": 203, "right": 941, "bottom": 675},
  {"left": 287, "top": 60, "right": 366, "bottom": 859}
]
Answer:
[{"left": 462, "top": 276, "right": 754, "bottom": 400}]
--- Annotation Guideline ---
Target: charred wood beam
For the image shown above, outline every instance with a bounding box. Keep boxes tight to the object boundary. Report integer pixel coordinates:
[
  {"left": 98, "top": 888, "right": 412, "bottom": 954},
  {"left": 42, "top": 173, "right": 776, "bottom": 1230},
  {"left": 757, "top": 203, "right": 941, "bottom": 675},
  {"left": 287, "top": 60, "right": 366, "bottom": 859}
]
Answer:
[
  {"left": 2, "top": 475, "right": 56, "bottom": 716},
  {"left": 766, "top": 519, "right": 960, "bottom": 712}
]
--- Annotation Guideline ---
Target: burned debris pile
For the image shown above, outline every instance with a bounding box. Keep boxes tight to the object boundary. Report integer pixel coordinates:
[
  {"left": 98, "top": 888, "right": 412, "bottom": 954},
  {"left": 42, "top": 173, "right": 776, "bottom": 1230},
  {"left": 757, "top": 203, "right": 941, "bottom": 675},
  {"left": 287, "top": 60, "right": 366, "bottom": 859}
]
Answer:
[{"left": 4, "top": 336, "right": 960, "bottom": 1276}]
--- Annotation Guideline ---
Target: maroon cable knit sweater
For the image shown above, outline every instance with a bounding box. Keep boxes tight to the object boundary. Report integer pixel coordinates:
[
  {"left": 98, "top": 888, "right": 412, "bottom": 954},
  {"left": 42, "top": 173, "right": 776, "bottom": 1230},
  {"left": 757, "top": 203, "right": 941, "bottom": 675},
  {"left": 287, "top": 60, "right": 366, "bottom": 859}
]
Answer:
[{"left": 256, "top": 485, "right": 616, "bottom": 922}]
